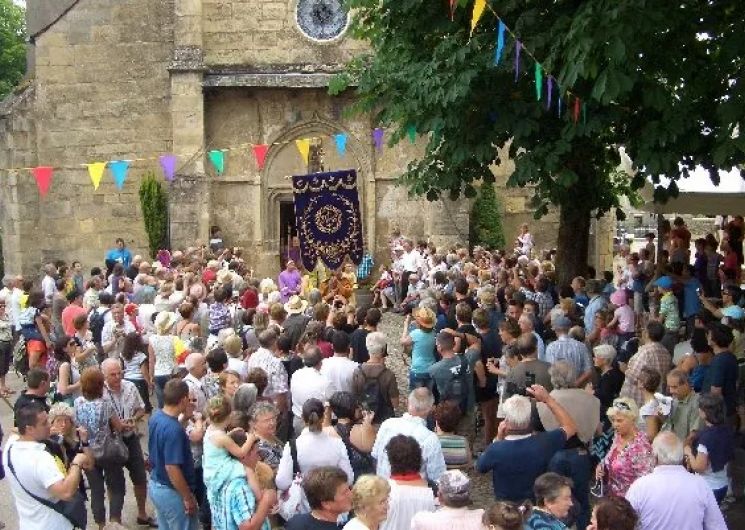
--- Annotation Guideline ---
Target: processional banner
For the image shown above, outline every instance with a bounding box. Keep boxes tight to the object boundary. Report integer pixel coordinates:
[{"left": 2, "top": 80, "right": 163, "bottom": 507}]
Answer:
[{"left": 292, "top": 169, "right": 364, "bottom": 271}]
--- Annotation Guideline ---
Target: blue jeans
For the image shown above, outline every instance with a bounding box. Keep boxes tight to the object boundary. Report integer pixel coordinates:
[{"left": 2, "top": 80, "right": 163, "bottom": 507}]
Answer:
[
  {"left": 154, "top": 375, "right": 170, "bottom": 409},
  {"left": 408, "top": 372, "right": 433, "bottom": 393},
  {"left": 148, "top": 480, "right": 200, "bottom": 530}
]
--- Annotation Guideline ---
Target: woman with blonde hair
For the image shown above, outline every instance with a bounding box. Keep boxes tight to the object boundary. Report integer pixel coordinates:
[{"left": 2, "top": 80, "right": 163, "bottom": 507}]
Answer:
[
  {"left": 148, "top": 311, "right": 178, "bottom": 408},
  {"left": 344, "top": 475, "right": 390, "bottom": 530}
]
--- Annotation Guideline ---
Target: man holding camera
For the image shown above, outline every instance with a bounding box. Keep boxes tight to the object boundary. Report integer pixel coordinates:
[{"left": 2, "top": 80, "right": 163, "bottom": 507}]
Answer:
[{"left": 503, "top": 333, "right": 552, "bottom": 399}]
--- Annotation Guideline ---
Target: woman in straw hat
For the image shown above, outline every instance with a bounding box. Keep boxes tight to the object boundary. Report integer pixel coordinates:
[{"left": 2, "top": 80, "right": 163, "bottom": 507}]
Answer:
[
  {"left": 595, "top": 397, "right": 654, "bottom": 497},
  {"left": 148, "top": 311, "right": 178, "bottom": 408},
  {"left": 400, "top": 307, "right": 437, "bottom": 391}
]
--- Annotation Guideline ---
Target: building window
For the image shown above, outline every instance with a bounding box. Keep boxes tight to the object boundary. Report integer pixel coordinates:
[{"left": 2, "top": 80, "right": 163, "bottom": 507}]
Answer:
[{"left": 295, "top": 0, "right": 349, "bottom": 42}]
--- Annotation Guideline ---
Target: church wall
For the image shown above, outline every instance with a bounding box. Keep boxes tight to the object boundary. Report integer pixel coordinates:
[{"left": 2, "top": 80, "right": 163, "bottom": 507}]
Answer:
[
  {"left": 201, "top": 0, "right": 367, "bottom": 67},
  {"left": 1, "top": 0, "right": 176, "bottom": 275}
]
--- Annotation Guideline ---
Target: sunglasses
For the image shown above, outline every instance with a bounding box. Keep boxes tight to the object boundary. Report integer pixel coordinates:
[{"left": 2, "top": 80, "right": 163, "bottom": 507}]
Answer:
[{"left": 612, "top": 401, "right": 632, "bottom": 412}]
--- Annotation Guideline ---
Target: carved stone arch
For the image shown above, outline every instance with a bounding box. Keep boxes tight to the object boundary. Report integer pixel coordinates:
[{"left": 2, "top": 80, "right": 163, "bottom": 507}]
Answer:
[{"left": 259, "top": 120, "right": 374, "bottom": 255}]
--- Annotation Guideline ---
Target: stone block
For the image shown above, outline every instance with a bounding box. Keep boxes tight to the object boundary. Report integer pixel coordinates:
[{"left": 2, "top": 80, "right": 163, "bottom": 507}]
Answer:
[
  {"left": 261, "top": 3, "right": 286, "bottom": 21},
  {"left": 503, "top": 196, "right": 526, "bottom": 214}
]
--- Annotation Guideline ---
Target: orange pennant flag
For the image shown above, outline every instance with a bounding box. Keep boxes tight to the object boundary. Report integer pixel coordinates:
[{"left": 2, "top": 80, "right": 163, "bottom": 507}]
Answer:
[{"left": 33, "top": 166, "right": 53, "bottom": 197}]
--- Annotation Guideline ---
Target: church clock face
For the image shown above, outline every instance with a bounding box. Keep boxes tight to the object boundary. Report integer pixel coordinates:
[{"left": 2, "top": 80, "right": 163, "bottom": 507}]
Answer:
[{"left": 296, "top": 0, "right": 349, "bottom": 42}]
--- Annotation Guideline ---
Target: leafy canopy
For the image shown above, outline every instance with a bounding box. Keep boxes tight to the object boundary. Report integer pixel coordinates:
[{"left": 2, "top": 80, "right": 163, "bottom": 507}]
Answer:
[
  {"left": 332, "top": 0, "right": 745, "bottom": 215},
  {"left": 0, "top": 0, "right": 26, "bottom": 99}
]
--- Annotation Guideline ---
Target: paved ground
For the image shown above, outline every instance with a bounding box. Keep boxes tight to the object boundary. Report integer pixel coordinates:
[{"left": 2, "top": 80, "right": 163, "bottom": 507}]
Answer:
[{"left": 2, "top": 312, "right": 744, "bottom": 528}]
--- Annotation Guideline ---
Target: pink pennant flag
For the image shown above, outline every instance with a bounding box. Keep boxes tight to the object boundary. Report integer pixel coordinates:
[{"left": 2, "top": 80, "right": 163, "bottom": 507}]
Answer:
[
  {"left": 372, "top": 128, "right": 384, "bottom": 151},
  {"left": 252, "top": 144, "right": 269, "bottom": 170},
  {"left": 159, "top": 154, "right": 177, "bottom": 182},
  {"left": 33, "top": 166, "right": 53, "bottom": 197}
]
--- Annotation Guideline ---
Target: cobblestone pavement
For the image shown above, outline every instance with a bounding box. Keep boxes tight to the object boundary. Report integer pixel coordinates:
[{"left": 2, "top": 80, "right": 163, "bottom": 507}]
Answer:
[{"left": 1, "top": 312, "right": 743, "bottom": 528}]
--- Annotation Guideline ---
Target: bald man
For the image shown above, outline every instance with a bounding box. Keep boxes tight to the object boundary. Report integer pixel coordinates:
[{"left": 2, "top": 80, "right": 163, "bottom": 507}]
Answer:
[
  {"left": 183, "top": 353, "right": 208, "bottom": 415},
  {"left": 101, "top": 358, "right": 155, "bottom": 525}
]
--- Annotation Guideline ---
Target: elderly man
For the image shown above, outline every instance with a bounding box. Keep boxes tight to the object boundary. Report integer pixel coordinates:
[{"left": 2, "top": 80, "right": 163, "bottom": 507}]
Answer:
[
  {"left": 583, "top": 279, "right": 607, "bottom": 333},
  {"left": 476, "top": 384, "right": 577, "bottom": 502},
  {"left": 41, "top": 263, "right": 57, "bottom": 305},
  {"left": 3, "top": 403, "right": 92, "bottom": 530},
  {"left": 661, "top": 369, "right": 701, "bottom": 443},
  {"left": 100, "top": 303, "right": 136, "bottom": 358},
  {"left": 620, "top": 321, "right": 672, "bottom": 406},
  {"left": 518, "top": 313, "right": 545, "bottom": 360},
  {"left": 544, "top": 316, "right": 593, "bottom": 387},
  {"left": 246, "top": 329, "right": 289, "bottom": 413},
  {"left": 626, "top": 432, "right": 727, "bottom": 530},
  {"left": 211, "top": 430, "right": 276, "bottom": 530},
  {"left": 101, "top": 358, "right": 155, "bottom": 526},
  {"left": 410, "top": 470, "right": 484, "bottom": 529},
  {"left": 290, "top": 346, "right": 335, "bottom": 435},
  {"left": 371, "top": 387, "right": 446, "bottom": 482},
  {"left": 183, "top": 353, "right": 209, "bottom": 415},
  {"left": 352, "top": 331, "right": 399, "bottom": 424}
]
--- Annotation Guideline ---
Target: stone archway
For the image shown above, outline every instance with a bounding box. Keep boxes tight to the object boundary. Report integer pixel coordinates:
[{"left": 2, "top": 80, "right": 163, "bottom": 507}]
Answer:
[{"left": 253, "top": 120, "right": 372, "bottom": 275}]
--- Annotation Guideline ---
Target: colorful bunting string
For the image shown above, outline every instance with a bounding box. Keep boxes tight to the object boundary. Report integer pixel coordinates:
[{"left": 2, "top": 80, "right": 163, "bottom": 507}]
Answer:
[
  {"left": 295, "top": 139, "right": 311, "bottom": 165},
  {"left": 470, "top": 0, "right": 486, "bottom": 37},
  {"left": 87, "top": 162, "right": 106, "bottom": 190},
  {"left": 372, "top": 128, "right": 385, "bottom": 151},
  {"left": 534, "top": 63, "right": 543, "bottom": 101},
  {"left": 407, "top": 125, "right": 417, "bottom": 144},
  {"left": 33, "top": 166, "right": 53, "bottom": 197},
  {"left": 334, "top": 133, "right": 347, "bottom": 157},
  {"left": 494, "top": 20, "right": 506, "bottom": 65},
  {"left": 159, "top": 154, "right": 177, "bottom": 182},
  {"left": 208, "top": 150, "right": 225, "bottom": 175}
]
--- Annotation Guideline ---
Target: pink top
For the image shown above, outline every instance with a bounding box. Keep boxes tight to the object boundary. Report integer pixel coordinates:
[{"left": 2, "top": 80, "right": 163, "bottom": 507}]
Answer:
[
  {"left": 614, "top": 305, "right": 636, "bottom": 333},
  {"left": 605, "top": 430, "right": 654, "bottom": 497}
]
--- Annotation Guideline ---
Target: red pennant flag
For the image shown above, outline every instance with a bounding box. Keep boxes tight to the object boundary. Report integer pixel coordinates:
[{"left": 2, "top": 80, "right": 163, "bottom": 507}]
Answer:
[
  {"left": 449, "top": 0, "right": 456, "bottom": 20},
  {"left": 33, "top": 166, "right": 53, "bottom": 197},
  {"left": 573, "top": 96, "right": 581, "bottom": 124},
  {"left": 252, "top": 144, "right": 269, "bottom": 170}
]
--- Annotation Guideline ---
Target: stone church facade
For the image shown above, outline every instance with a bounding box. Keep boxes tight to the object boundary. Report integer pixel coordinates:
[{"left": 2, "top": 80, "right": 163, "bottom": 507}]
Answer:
[{"left": 0, "top": 0, "right": 593, "bottom": 278}]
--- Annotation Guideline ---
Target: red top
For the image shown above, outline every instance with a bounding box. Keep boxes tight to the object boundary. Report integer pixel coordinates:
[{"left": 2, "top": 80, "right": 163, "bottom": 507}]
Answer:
[{"left": 241, "top": 288, "right": 259, "bottom": 309}]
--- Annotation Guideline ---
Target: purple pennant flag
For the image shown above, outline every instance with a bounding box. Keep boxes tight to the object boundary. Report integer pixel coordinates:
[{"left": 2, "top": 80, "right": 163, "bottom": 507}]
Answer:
[
  {"left": 514, "top": 41, "right": 522, "bottom": 83},
  {"left": 547, "top": 77, "right": 553, "bottom": 110},
  {"left": 372, "top": 128, "right": 384, "bottom": 151},
  {"left": 159, "top": 154, "right": 177, "bottom": 182}
]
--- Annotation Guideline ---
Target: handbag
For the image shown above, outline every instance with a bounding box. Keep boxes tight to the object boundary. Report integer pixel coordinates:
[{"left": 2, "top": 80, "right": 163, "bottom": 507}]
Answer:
[
  {"left": 91, "top": 429, "right": 129, "bottom": 466},
  {"left": 277, "top": 439, "right": 309, "bottom": 521},
  {"left": 8, "top": 445, "right": 87, "bottom": 529}
]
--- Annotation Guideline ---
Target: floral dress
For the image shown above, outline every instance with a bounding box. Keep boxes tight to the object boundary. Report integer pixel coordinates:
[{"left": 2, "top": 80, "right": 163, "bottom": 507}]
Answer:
[{"left": 603, "top": 430, "right": 654, "bottom": 496}]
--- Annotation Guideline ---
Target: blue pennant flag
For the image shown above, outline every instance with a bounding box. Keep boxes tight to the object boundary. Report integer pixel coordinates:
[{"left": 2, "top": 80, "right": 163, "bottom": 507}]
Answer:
[
  {"left": 494, "top": 21, "right": 506, "bottom": 65},
  {"left": 109, "top": 160, "right": 130, "bottom": 190},
  {"left": 334, "top": 133, "right": 347, "bottom": 157}
]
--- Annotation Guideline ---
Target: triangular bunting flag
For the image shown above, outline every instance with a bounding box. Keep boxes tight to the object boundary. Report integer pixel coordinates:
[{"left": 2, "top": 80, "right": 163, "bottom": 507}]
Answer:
[
  {"left": 449, "top": 0, "right": 456, "bottom": 21},
  {"left": 372, "top": 128, "right": 384, "bottom": 151},
  {"left": 334, "top": 134, "right": 347, "bottom": 157},
  {"left": 159, "top": 154, "right": 177, "bottom": 182},
  {"left": 109, "top": 160, "right": 130, "bottom": 189},
  {"left": 494, "top": 21, "right": 506, "bottom": 65},
  {"left": 514, "top": 41, "right": 522, "bottom": 82},
  {"left": 547, "top": 77, "right": 553, "bottom": 110},
  {"left": 470, "top": 0, "right": 486, "bottom": 36},
  {"left": 407, "top": 125, "right": 417, "bottom": 144},
  {"left": 87, "top": 162, "right": 106, "bottom": 190},
  {"left": 32, "top": 166, "right": 53, "bottom": 197},
  {"left": 535, "top": 63, "right": 543, "bottom": 101},
  {"left": 295, "top": 139, "right": 311, "bottom": 165},
  {"left": 573, "top": 96, "right": 581, "bottom": 124},
  {"left": 208, "top": 150, "right": 225, "bottom": 175},
  {"left": 252, "top": 144, "right": 269, "bottom": 170}
]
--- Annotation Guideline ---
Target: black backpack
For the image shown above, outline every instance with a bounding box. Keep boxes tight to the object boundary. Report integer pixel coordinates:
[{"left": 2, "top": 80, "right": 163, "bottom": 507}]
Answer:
[
  {"left": 442, "top": 355, "right": 469, "bottom": 414},
  {"left": 89, "top": 308, "right": 110, "bottom": 344},
  {"left": 360, "top": 368, "right": 394, "bottom": 424}
]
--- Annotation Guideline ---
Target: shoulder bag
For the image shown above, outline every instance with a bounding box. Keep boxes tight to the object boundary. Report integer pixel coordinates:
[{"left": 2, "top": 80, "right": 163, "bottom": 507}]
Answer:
[
  {"left": 7, "top": 445, "right": 87, "bottom": 529},
  {"left": 277, "top": 438, "right": 309, "bottom": 521}
]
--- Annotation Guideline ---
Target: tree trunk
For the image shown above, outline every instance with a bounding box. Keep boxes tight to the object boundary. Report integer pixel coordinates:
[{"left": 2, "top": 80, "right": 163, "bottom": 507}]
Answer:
[{"left": 555, "top": 201, "right": 592, "bottom": 288}]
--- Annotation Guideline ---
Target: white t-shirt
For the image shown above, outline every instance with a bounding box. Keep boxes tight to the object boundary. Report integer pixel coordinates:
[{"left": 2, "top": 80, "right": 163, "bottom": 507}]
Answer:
[
  {"left": 2, "top": 439, "right": 72, "bottom": 530},
  {"left": 401, "top": 250, "right": 421, "bottom": 273},
  {"left": 289, "top": 367, "right": 336, "bottom": 419},
  {"left": 227, "top": 357, "right": 248, "bottom": 381},
  {"left": 320, "top": 356, "right": 359, "bottom": 394}
]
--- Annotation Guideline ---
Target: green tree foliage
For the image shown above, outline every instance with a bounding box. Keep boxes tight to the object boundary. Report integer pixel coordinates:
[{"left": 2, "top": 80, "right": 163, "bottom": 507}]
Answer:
[
  {"left": 332, "top": 0, "right": 745, "bottom": 284},
  {"left": 138, "top": 172, "right": 168, "bottom": 257},
  {"left": 470, "top": 182, "right": 505, "bottom": 250},
  {"left": 0, "top": 0, "right": 26, "bottom": 99}
]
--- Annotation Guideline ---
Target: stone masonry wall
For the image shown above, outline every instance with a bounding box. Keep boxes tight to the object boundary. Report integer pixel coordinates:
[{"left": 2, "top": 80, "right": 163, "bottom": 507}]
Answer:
[{"left": 2, "top": 0, "right": 176, "bottom": 275}]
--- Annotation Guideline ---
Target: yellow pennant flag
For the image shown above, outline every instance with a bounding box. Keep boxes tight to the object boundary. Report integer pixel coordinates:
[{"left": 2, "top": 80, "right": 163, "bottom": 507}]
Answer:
[
  {"left": 87, "top": 162, "right": 106, "bottom": 190},
  {"left": 471, "top": 0, "right": 486, "bottom": 36},
  {"left": 295, "top": 138, "right": 311, "bottom": 165}
]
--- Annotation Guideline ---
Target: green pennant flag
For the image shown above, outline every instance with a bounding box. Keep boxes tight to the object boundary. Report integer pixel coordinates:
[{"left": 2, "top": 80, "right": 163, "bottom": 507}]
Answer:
[
  {"left": 208, "top": 150, "right": 225, "bottom": 175},
  {"left": 535, "top": 63, "right": 543, "bottom": 101},
  {"left": 407, "top": 125, "right": 417, "bottom": 144}
]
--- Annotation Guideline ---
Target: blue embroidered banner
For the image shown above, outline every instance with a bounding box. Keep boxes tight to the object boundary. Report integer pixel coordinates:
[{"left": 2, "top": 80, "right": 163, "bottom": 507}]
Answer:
[{"left": 292, "top": 169, "right": 364, "bottom": 271}]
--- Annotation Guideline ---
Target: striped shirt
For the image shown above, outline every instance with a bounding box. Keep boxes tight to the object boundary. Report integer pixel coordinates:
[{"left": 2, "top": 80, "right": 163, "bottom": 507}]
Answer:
[{"left": 438, "top": 434, "right": 470, "bottom": 468}]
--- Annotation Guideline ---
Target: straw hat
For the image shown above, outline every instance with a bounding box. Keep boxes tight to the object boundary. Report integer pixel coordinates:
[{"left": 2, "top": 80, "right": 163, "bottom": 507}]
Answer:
[
  {"left": 216, "top": 269, "right": 233, "bottom": 285},
  {"left": 284, "top": 295, "right": 308, "bottom": 315},
  {"left": 154, "top": 311, "right": 178, "bottom": 334},
  {"left": 414, "top": 307, "right": 435, "bottom": 329}
]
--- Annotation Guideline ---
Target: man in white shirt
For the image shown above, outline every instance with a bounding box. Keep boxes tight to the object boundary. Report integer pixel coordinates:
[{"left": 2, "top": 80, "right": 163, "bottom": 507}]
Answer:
[
  {"left": 183, "top": 353, "right": 209, "bottom": 415},
  {"left": 9, "top": 275, "right": 24, "bottom": 332},
  {"left": 2, "top": 403, "right": 92, "bottom": 530},
  {"left": 40, "top": 264, "right": 57, "bottom": 306},
  {"left": 100, "top": 303, "right": 135, "bottom": 358},
  {"left": 321, "top": 332, "right": 358, "bottom": 393},
  {"left": 290, "top": 345, "right": 335, "bottom": 434},
  {"left": 371, "top": 387, "right": 446, "bottom": 482}
]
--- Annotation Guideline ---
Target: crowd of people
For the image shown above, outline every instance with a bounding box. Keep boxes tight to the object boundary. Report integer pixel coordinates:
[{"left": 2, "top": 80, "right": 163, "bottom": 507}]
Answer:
[{"left": 0, "top": 215, "right": 742, "bottom": 530}]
